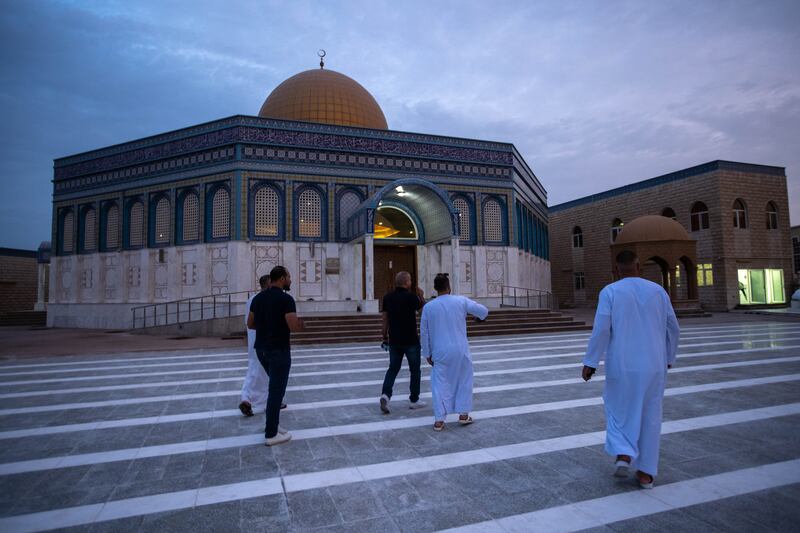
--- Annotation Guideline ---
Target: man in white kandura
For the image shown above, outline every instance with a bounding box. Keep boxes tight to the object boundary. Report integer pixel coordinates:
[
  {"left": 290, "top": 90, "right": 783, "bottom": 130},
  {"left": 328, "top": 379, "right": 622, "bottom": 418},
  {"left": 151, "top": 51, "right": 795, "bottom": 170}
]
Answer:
[
  {"left": 238, "top": 275, "right": 285, "bottom": 415},
  {"left": 582, "top": 250, "right": 680, "bottom": 489},
  {"left": 421, "top": 273, "right": 489, "bottom": 431}
]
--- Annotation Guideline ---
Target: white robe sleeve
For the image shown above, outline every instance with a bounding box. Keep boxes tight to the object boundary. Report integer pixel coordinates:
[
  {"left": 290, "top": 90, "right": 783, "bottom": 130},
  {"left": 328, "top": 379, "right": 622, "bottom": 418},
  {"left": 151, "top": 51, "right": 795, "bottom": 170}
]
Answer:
[
  {"left": 665, "top": 292, "right": 680, "bottom": 365},
  {"left": 583, "top": 287, "right": 612, "bottom": 369},
  {"left": 464, "top": 298, "right": 489, "bottom": 321},
  {"left": 420, "top": 306, "right": 432, "bottom": 358}
]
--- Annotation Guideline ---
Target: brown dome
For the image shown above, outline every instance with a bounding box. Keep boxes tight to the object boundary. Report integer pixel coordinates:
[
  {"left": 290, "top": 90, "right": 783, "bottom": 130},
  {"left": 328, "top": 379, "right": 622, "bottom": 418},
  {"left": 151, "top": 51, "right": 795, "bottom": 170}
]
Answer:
[
  {"left": 258, "top": 68, "right": 388, "bottom": 130},
  {"left": 615, "top": 215, "right": 691, "bottom": 244}
]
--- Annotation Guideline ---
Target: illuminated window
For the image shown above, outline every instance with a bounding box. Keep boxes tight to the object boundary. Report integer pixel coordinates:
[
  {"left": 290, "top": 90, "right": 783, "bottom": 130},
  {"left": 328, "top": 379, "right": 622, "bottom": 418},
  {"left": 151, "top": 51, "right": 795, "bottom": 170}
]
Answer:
[
  {"left": 697, "top": 263, "right": 713, "bottom": 287},
  {"left": 83, "top": 208, "right": 96, "bottom": 251},
  {"left": 572, "top": 226, "right": 583, "bottom": 248},
  {"left": 182, "top": 193, "right": 199, "bottom": 241},
  {"left": 338, "top": 191, "right": 361, "bottom": 238},
  {"left": 154, "top": 197, "right": 170, "bottom": 245},
  {"left": 61, "top": 211, "right": 74, "bottom": 253},
  {"left": 738, "top": 268, "right": 784, "bottom": 304},
  {"left": 374, "top": 206, "right": 417, "bottom": 240},
  {"left": 211, "top": 188, "right": 230, "bottom": 239},
  {"left": 255, "top": 186, "right": 279, "bottom": 237},
  {"left": 105, "top": 204, "right": 119, "bottom": 249},
  {"left": 733, "top": 199, "right": 747, "bottom": 229},
  {"left": 483, "top": 198, "right": 502, "bottom": 242},
  {"left": 298, "top": 188, "right": 322, "bottom": 238},
  {"left": 129, "top": 202, "right": 144, "bottom": 247},
  {"left": 453, "top": 197, "right": 472, "bottom": 241},
  {"left": 766, "top": 201, "right": 778, "bottom": 230},
  {"left": 691, "top": 202, "right": 709, "bottom": 231},
  {"left": 610, "top": 218, "right": 624, "bottom": 242}
]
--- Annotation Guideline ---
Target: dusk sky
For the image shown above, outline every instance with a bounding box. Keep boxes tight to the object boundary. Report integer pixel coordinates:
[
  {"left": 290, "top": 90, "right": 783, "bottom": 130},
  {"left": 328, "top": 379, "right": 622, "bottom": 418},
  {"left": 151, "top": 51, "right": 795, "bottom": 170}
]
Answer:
[{"left": 1, "top": 0, "right": 798, "bottom": 250}]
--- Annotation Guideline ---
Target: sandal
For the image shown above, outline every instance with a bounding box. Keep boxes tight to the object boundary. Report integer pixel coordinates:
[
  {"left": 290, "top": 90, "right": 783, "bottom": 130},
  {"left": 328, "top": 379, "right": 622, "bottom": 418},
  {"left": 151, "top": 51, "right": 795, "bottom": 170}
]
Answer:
[
  {"left": 636, "top": 471, "right": 654, "bottom": 489},
  {"left": 433, "top": 421, "right": 445, "bottom": 431},
  {"left": 238, "top": 401, "right": 254, "bottom": 417},
  {"left": 458, "top": 415, "right": 473, "bottom": 426}
]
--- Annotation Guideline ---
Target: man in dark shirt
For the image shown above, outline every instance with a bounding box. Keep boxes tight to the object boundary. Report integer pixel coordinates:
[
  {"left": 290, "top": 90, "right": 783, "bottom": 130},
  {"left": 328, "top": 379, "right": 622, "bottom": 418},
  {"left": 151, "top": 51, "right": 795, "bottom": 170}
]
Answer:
[
  {"left": 247, "top": 265, "right": 305, "bottom": 446},
  {"left": 380, "top": 271, "right": 426, "bottom": 413}
]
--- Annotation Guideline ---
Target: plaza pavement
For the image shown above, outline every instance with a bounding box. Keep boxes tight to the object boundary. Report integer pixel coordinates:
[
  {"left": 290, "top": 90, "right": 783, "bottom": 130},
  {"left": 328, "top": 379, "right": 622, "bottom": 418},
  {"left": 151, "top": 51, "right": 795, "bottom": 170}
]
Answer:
[{"left": 0, "top": 321, "right": 798, "bottom": 531}]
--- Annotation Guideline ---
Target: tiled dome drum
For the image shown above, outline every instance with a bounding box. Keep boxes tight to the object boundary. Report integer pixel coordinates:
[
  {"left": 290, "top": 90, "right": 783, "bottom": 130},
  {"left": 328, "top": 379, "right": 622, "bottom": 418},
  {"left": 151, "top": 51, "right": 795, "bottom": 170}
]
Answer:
[{"left": 258, "top": 68, "right": 388, "bottom": 130}]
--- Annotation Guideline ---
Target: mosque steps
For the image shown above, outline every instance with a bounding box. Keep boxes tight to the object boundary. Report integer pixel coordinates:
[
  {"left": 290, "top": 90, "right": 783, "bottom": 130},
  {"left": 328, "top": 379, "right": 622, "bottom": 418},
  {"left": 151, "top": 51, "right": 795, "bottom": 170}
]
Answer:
[{"left": 0, "top": 311, "right": 46, "bottom": 327}]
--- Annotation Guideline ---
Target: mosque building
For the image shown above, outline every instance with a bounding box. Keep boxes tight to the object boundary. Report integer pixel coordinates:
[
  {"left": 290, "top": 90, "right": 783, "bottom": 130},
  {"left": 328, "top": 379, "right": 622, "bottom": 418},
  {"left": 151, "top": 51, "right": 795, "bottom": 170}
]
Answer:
[{"left": 47, "top": 59, "right": 550, "bottom": 328}]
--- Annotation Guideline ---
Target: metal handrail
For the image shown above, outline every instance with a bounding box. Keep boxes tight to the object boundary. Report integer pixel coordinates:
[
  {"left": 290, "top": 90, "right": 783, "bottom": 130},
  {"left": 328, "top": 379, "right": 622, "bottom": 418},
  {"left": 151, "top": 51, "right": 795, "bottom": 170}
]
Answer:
[
  {"left": 131, "top": 289, "right": 257, "bottom": 329},
  {"left": 500, "top": 285, "right": 556, "bottom": 310}
]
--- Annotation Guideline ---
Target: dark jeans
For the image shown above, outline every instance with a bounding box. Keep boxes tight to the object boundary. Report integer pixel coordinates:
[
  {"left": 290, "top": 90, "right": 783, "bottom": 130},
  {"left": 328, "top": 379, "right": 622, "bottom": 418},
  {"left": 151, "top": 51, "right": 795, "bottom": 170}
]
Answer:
[
  {"left": 256, "top": 346, "right": 291, "bottom": 439},
  {"left": 381, "top": 344, "right": 421, "bottom": 402}
]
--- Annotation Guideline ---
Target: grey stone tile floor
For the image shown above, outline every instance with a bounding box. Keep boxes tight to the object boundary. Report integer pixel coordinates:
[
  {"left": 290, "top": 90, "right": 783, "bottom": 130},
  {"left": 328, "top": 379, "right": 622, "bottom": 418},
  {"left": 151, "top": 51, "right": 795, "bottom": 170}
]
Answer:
[{"left": 0, "top": 321, "right": 798, "bottom": 531}]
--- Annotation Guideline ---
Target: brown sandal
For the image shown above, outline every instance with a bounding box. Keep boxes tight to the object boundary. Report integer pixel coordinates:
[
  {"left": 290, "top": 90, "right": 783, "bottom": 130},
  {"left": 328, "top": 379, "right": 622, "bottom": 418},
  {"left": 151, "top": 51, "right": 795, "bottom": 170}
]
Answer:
[{"left": 433, "top": 421, "right": 445, "bottom": 431}]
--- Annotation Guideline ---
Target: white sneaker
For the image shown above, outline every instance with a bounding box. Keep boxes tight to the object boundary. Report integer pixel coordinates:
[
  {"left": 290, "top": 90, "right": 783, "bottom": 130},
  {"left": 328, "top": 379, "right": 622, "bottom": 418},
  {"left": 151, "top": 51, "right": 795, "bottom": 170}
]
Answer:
[
  {"left": 277, "top": 425, "right": 288, "bottom": 435},
  {"left": 380, "top": 394, "right": 390, "bottom": 414},
  {"left": 409, "top": 400, "right": 427, "bottom": 409},
  {"left": 266, "top": 432, "right": 292, "bottom": 446}
]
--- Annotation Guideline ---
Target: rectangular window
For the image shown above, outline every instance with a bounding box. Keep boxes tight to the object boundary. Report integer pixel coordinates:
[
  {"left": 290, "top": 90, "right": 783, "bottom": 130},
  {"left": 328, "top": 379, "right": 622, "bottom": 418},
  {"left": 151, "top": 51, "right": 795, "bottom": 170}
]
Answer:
[
  {"left": 697, "top": 263, "right": 713, "bottom": 287},
  {"left": 793, "top": 237, "right": 800, "bottom": 273},
  {"left": 738, "top": 268, "right": 785, "bottom": 305},
  {"left": 574, "top": 272, "right": 585, "bottom": 291}
]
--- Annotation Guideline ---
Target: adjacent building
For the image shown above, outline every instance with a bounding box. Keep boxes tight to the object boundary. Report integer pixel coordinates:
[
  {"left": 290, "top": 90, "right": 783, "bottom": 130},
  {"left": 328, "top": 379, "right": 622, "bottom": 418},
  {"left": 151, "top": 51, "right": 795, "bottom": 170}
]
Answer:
[
  {"left": 48, "top": 65, "right": 550, "bottom": 328},
  {"left": 549, "top": 161, "right": 792, "bottom": 312}
]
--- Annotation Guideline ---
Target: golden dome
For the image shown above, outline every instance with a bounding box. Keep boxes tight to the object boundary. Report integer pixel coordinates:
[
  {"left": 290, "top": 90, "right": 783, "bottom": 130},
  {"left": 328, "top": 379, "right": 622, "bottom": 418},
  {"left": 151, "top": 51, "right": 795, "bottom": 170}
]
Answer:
[
  {"left": 615, "top": 215, "right": 691, "bottom": 244},
  {"left": 258, "top": 68, "right": 388, "bottom": 130}
]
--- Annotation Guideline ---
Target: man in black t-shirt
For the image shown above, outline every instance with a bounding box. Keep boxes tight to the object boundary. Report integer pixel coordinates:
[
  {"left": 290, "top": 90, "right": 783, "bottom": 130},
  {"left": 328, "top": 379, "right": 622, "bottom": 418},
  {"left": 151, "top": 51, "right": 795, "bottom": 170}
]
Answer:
[
  {"left": 247, "top": 265, "right": 305, "bottom": 446},
  {"left": 379, "top": 271, "right": 426, "bottom": 414}
]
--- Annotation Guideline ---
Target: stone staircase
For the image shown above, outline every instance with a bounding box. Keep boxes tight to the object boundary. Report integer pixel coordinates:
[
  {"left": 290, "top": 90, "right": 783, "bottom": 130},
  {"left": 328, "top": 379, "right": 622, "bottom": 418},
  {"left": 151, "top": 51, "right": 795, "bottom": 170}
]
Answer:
[
  {"left": 0, "top": 311, "right": 46, "bottom": 327},
  {"left": 291, "top": 308, "right": 591, "bottom": 345}
]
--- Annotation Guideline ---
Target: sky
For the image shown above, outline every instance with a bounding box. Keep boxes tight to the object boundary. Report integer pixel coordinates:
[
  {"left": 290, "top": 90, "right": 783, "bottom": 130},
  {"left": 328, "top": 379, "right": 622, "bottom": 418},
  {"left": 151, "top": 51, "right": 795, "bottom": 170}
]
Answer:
[{"left": 0, "top": 0, "right": 798, "bottom": 250}]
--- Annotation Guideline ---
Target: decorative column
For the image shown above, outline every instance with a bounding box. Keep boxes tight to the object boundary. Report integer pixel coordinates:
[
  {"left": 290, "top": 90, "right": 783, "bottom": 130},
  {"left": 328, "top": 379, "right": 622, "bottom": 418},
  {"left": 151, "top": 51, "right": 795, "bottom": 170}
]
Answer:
[
  {"left": 364, "top": 235, "right": 374, "bottom": 301},
  {"left": 450, "top": 236, "right": 461, "bottom": 295}
]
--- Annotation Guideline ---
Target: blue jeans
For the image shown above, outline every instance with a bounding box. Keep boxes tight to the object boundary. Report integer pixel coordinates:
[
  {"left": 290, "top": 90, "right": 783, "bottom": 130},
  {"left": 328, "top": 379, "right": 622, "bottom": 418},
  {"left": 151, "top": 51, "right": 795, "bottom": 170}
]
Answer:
[
  {"left": 256, "top": 346, "right": 291, "bottom": 438},
  {"left": 381, "top": 344, "right": 421, "bottom": 403}
]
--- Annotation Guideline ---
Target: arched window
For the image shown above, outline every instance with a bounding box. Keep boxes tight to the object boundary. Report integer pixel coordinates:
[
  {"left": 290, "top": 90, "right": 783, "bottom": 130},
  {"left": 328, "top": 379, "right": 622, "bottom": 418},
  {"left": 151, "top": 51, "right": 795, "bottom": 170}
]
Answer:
[
  {"left": 297, "top": 187, "right": 322, "bottom": 238},
  {"left": 661, "top": 207, "right": 676, "bottom": 220},
  {"left": 338, "top": 190, "right": 361, "bottom": 239},
  {"left": 610, "top": 218, "right": 624, "bottom": 243},
  {"left": 61, "top": 210, "right": 74, "bottom": 254},
  {"left": 154, "top": 197, "right": 170, "bottom": 245},
  {"left": 690, "top": 202, "right": 709, "bottom": 231},
  {"left": 128, "top": 201, "right": 144, "bottom": 248},
  {"left": 483, "top": 198, "right": 503, "bottom": 242},
  {"left": 254, "top": 186, "right": 280, "bottom": 237},
  {"left": 453, "top": 196, "right": 473, "bottom": 242},
  {"left": 181, "top": 192, "right": 200, "bottom": 242},
  {"left": 572, "top": 226, "right": 583, "bottom": 248},
  {"left": 82, "top": 207, "right": 97, "bottom": 252},
  {"left": 211, "top": 188, "right": 230, "bottom": 239},
  {"left": 733, "top": 199, "right": 747, "bottom": 229},
  {"left": 104, "top": 203, "right": 119, "bottom": 250},
  {"left": 766, "top": 201, "right": 778, "bottom": 230}
]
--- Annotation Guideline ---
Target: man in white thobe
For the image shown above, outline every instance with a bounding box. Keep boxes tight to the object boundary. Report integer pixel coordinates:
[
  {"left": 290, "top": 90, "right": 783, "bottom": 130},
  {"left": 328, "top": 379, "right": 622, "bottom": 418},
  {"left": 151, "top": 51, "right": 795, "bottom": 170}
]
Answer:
[
  {"left": 582, "top": 250, "right": 680, "bottom": 488},
  {"left": 421, "top": 273, "right": 489, "bottom": 431},
  {"left": 239, "top": 275, "right": 270, "bottom": 417}
]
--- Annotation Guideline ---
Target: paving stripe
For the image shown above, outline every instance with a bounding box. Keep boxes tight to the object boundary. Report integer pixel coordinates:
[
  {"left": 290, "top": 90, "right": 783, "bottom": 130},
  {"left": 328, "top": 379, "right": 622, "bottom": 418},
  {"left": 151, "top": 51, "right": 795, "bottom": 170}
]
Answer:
[
  {"left": 0, "top": 403, "right": 797, "bottom": 533},
  {"left": 439, "top": 458, "right": 800, "bottom": 533},
  {"left": 1, "top": 329, "right": 792, "bottom": 381},
  {"left": 2, "top": 354, "right": 797, "bottom": 440},
  {"left": 1, "top": 371, "right": 797, "bottom": 476},
  {"left": 1, "top": 323, "right": 795, "bottom": 372},
  {"left": 5, "top": 333, "right": 799, "bottom": 387},
  {"left": 0, "top": 343, "right": 797, "bottom": 410}
]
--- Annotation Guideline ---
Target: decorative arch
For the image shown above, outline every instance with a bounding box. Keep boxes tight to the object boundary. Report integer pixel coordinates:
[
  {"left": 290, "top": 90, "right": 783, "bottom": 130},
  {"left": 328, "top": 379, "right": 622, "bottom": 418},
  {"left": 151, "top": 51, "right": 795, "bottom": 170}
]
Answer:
[
  {"left": 481, "top": 194, "right": 508, "bottom": 245},
  {"left": 176, "top": 188, "right": 200, "bottom": 244},
  {"left": 293, "top": 183, "right": 326, "bottom": 241},
  {"left": 149, "top": 192, "right": 171, "bottom": 247},
  {"left": 124, "top": 198, "right": 145, "bottom": 249},
  {"left": 450, "top": 193, "right": 476, "bottom": 244},
  {"left": 100, "top": 200, "right": 120, "bottom": 252},
  {"left": 58, "top": 208, "right": 75, "bottom": 255},
  {"left": 336, "top": 187, "right": 365, "bottom": 241},
  {"left": 249, "top": 181, "right": 284, "bottom": 240},
  {"left": 78, "top": 204, "right": 97, "bottom": 253},
  {"left": 205, "top": 183, "right": 231, "bottom": 241}
]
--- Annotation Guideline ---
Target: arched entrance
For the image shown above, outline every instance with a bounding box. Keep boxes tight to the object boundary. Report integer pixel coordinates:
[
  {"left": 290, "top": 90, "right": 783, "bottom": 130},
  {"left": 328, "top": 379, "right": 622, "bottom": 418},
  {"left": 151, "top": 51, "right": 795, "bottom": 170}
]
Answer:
[{"left": 343, "top": 178, "right": 459, "bottom": 306}]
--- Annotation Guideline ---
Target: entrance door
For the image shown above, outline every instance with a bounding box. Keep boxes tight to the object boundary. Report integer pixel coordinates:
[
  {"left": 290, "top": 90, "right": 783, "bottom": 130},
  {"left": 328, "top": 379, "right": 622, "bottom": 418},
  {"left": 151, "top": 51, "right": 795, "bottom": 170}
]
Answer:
[{"left": 374, "top": 245, "right": 417, "bottom": 307}]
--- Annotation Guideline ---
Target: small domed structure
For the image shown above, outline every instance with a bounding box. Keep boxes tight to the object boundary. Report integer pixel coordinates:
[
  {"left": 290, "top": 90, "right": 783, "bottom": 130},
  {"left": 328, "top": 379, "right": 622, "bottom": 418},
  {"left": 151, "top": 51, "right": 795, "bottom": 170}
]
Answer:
[
  {"left": 615, "top": 215, "right": 691, "bottom": 245},
  {"left": 258, "top": 69, "right": 388, "bottom": 130}
]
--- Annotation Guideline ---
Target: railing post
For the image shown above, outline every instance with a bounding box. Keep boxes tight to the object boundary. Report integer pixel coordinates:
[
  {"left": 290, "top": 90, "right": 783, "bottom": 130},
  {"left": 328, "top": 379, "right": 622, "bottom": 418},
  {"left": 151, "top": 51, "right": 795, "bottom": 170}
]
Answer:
[
  {"left": 228, "top": 293, "right": 231, "bottom": 318},
  {"left": 201, "top": 296, "right": 204, "bottom": 321},
  {"left": 213, "top": 295, "right": 217, "bottom": 319}
]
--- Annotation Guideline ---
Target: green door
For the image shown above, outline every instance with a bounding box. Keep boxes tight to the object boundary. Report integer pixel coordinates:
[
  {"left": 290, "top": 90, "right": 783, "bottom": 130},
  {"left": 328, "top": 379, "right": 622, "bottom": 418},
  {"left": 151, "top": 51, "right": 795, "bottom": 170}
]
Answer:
[{"left": 750, "top": 269, "right": 767, "bottom": 304}]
